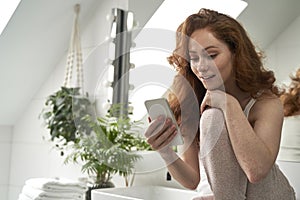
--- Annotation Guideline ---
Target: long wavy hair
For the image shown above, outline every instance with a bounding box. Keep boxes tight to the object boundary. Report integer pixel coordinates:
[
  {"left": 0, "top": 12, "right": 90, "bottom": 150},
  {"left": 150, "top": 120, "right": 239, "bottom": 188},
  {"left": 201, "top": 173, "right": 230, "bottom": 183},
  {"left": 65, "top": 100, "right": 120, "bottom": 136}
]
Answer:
[
  {"left": 167, "top": 8, "right": 280, "bottom": 120},
  {"left": 280, "top": 68, "right": 300, "bottom": 116}
]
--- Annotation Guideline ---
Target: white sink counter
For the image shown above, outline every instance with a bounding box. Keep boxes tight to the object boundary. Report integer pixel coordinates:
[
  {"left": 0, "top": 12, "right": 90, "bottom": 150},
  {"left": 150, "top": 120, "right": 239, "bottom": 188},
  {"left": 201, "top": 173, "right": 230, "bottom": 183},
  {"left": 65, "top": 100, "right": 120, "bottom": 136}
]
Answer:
[{"left": 92, "top": 185, "right": 199, "bottom": 200}]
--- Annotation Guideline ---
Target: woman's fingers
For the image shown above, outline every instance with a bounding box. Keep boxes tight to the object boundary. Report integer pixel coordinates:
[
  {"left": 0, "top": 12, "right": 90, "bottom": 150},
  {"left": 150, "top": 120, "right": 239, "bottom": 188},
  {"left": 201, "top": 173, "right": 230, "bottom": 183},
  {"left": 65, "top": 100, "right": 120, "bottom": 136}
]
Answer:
[
  {"left": 201, "top": 92, "right": 211, "bottom": 113},
  {"left": 144, "top": 115, "right": 165, "bottom": 138},
  {"left": 147, "top": 126, "right": 177, "bottom": 150},
  {"left": 200, "top": 90, "right": 227, "bottom": 113},
  {"left": 145, "top": 117, "right": 178, "bottom": 150}
]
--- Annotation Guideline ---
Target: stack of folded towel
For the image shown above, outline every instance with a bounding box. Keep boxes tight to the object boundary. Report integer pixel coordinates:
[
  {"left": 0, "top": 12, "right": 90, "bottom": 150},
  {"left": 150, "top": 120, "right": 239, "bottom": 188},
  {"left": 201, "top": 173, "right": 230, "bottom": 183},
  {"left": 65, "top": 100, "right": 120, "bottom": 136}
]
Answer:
[{"left": 18, "top": 177, "right": 87, "bottom": 200}]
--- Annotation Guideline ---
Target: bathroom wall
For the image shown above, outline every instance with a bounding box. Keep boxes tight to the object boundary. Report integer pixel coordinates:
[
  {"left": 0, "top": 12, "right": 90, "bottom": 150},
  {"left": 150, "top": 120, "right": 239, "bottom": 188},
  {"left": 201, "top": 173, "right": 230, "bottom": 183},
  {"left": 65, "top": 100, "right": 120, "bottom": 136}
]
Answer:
[
  {"left": 265, "top": 14, "right": 300, "bottom": 84},
  {"left": 0, "top": 126, "right": 12, "bottom": 200},
  {"left": 265, "top": 14, "right": 300, "bottom": 199},
  {"left": 7, "top": 1, "right": 129, "bottom": 199}
]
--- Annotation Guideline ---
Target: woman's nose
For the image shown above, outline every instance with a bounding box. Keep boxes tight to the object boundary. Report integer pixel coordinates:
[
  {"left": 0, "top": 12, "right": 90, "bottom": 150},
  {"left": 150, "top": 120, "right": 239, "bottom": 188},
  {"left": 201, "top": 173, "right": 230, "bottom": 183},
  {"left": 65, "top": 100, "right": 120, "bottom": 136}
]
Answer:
[
  {"left": 194, "top": 58, "right": 209, "bottom": 72},
  {"left": 198, "top": 63, "right": 209, "bottom": 72},
  {"left": 190, "top": 55, "right": 210, "bottom": 72}
]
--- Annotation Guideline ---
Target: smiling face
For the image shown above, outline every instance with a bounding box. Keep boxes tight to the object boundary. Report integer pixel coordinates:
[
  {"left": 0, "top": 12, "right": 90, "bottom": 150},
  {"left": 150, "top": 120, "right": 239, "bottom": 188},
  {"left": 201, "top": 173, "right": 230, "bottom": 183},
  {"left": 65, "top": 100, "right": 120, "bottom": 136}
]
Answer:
[{"left": 188, "top": 28, "right": 235, "bottom": 91}]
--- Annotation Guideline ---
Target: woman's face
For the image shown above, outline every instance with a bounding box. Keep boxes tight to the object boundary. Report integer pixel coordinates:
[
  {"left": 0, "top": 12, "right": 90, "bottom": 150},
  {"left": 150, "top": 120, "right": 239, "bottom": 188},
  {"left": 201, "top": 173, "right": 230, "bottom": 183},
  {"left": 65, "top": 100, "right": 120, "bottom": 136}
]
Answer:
[{"left": 188, "top": 28, "right": 235, "bottom": 91}]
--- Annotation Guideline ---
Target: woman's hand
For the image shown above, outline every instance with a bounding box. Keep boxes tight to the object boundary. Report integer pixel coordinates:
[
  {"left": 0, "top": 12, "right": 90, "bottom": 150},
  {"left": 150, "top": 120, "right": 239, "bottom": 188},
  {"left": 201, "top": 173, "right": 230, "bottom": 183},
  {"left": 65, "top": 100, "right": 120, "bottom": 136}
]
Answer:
[
  {"left": 144, "top": 115, "right": 178, "bottom": 152},
  {"left": 200, "top": 90, "right": 229, "bottom": 113}
]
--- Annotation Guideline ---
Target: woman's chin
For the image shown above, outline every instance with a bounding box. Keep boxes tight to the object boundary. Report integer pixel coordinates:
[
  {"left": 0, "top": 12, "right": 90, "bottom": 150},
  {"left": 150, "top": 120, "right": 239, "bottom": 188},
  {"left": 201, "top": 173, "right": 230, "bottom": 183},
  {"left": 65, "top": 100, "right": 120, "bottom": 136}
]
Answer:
[
  {"left": 205, "top": 85, "right": 218, "bottom": 91},
  {"left": 203, "top": 82, "right": 224, "bottom": 91}
]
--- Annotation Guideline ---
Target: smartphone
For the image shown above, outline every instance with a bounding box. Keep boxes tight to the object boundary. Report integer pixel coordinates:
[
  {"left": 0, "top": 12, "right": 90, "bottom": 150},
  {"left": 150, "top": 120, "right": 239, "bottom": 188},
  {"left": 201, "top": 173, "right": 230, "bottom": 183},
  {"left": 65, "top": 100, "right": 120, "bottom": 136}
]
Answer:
[{"left": 144, "top": 98, "right": 184, "bottom": 146}]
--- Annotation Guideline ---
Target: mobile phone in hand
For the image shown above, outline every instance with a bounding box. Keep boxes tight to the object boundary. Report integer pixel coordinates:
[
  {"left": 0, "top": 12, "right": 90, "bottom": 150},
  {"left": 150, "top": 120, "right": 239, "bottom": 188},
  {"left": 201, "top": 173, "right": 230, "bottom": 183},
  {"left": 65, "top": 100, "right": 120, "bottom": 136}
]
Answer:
[{"left": 144, "top": 98, "right": 184, "bottom": 146}]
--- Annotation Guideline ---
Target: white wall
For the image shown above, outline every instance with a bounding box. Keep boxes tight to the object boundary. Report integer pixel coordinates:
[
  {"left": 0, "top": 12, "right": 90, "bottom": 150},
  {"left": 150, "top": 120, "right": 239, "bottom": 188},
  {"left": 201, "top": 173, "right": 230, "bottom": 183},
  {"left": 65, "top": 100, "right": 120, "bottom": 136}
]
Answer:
[
  {"left": 265, "top": 14, "right": 300, "bottom": 199},
  {"left": 7, "top": 1, "right": 130, "bottom": 199},
  {"left": 0, "top": 126, "right": 12, "bottom": 200},
  {"left": 265, "top": 15, "right": 300, "bottom": 84}
]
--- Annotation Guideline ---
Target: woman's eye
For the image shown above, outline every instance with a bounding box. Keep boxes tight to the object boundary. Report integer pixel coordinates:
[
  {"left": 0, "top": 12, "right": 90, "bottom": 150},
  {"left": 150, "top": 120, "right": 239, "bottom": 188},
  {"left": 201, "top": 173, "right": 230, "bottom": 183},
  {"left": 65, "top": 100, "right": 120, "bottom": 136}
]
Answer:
[
  {"left": 208, "top": 54, "right": 217, "bottom": 59},
  {"left": 190, "top": 57, "right": 199, "bottom": 62}
]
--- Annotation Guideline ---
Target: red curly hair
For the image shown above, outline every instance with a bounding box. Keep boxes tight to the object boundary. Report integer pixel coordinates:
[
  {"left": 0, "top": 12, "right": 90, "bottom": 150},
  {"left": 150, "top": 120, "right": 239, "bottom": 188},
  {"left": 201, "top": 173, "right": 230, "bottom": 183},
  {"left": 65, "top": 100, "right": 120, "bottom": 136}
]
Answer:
[
  {"left": 168, "top": 9, "right": 280, "bottom": 102},
  {"left": 280, "top": 68, "right": 300, "bottom": 116}
]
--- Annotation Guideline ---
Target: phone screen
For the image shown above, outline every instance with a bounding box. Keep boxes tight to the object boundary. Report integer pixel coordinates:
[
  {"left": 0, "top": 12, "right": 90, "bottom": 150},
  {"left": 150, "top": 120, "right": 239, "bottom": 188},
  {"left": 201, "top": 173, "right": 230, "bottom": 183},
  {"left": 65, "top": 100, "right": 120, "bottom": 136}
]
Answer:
[{"left": 144, "top": 98, "right": 183, "bottom": 146}]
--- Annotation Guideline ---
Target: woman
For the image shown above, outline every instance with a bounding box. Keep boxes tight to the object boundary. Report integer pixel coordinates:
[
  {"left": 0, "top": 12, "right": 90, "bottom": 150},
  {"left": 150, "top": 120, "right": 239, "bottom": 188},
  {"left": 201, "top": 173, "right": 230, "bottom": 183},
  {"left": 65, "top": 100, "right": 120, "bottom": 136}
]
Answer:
[{"left": 144, "top": 8, "right": 295, "bottom": 199}]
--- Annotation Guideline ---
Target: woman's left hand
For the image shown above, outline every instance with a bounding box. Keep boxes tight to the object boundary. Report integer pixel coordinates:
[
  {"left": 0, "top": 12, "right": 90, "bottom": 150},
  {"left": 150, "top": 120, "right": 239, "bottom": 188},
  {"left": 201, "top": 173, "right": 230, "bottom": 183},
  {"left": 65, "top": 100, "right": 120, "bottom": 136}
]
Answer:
[{"left": 200, "top": 90, "right": 229, "bottom": 113}]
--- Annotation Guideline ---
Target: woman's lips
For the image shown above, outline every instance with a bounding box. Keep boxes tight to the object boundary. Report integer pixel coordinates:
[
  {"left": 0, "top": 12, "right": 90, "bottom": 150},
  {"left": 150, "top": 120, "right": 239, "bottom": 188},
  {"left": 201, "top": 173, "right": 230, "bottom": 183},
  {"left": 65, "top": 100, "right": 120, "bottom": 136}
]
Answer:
[{"left": 200, "top": 74, "right": 215, "bottom": 80}]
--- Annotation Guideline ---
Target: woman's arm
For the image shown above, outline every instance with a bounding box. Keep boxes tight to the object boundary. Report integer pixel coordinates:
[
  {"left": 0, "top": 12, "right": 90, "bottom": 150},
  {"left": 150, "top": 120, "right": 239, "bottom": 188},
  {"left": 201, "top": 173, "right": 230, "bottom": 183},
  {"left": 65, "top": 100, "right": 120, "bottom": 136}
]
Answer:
[
  {"left": 225, "top": 95, "right": 283, "bottom": 183},
  {"left": 201, "top": 90, "right": 284, "bottom": 183},
  {"left": 145, "top": 116, "right": 200, "bottom": 189},
  {"left": 161, "top": 139, "right": 200, "bottom": 189}
]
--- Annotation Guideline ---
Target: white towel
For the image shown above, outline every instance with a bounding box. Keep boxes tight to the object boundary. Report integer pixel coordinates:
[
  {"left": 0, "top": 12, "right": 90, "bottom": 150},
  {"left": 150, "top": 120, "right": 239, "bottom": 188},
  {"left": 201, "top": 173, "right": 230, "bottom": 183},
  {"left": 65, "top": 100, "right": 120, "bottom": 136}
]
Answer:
[
  {"left": 21, "top": 185, "right": 83, "bottom": 200},
  {"left": 18, "top": 192, "right": 84, "bottom": 200},
  {"left": 25, "top": 177, "right": 87, "bottom": 193}
]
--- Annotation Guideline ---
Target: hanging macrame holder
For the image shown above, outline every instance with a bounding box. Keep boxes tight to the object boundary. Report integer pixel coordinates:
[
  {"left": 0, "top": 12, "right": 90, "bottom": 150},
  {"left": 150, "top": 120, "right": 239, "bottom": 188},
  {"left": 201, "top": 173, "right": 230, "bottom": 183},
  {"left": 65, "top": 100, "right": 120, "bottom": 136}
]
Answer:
[{"left": 63, "top": 4, "right": 84, "bottom": 94}]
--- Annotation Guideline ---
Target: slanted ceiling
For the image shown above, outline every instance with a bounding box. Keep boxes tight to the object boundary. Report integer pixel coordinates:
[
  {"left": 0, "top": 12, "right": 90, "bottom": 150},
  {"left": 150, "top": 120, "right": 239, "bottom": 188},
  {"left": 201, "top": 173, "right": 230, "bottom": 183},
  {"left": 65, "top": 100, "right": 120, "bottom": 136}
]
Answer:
[
  {"left": 0, "top": 0, "right": 300, "bottom": 125},
  {"left": 0, "top": 0, "right": 163, "bottom": 125}
]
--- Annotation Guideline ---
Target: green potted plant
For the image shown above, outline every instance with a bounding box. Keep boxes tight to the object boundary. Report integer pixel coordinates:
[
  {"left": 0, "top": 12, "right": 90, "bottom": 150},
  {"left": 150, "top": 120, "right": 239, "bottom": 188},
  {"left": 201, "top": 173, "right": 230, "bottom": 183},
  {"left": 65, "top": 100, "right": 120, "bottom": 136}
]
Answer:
[
  {"left": 64, "top": 104, "right": 151, "bottom": 199},
  {"left": 40, "top": 86, "right": 92, "bottom": 155},
  {"left": 40, "top": 86, "right": 151, "bottom": 197}
]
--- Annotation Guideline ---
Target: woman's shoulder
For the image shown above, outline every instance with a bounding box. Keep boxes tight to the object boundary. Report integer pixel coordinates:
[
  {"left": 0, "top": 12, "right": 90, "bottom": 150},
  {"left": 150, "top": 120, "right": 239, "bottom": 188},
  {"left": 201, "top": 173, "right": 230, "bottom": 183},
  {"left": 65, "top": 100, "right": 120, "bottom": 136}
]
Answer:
[
  {"left": 250, "top": 93, "right": 284, "bottom": 121},
  {"left": 255, "top": 92, "right": 282, "bottom": 105}
]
